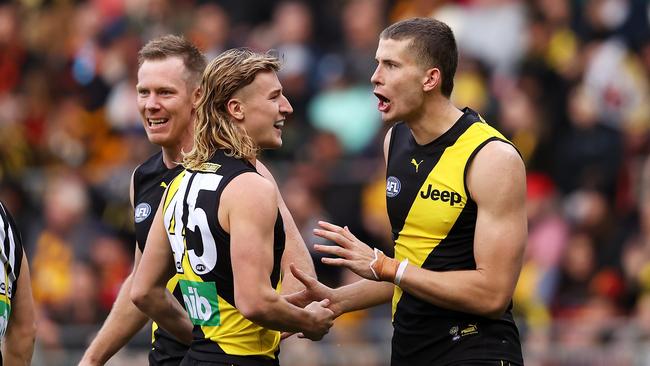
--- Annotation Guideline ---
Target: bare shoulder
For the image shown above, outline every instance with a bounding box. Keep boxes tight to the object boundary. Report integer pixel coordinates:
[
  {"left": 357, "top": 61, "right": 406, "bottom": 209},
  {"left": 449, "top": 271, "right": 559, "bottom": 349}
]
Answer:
[
  {"left": 221, "top": 172, "right": 277, "bottom": 212},
  {"left": 467, "top": 141, "right": 526, "bottom": 204},
  {"left": 473, "top": 141, "right": 523, "bottom": 168},
  {"left": 254, "top": 159, "right": 279, "bottom": 187},
  {"left": 255, "top": 159, "right": 271, "bottom": 178},
  {"left": 224, "top": 172, "right": 276, "bottom": 198},
  {"left": 220, "top": 171, "right": 279, "bottom": 235}
]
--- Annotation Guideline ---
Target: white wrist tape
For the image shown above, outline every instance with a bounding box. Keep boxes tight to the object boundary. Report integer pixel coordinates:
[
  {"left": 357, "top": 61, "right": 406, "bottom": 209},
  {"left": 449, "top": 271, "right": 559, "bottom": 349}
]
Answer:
[
  {"left": 369, "top": 248, "right": 382, "bottom": 280},
  {"left": 394, "top": 258, "right": 409, "bottom": 286}
]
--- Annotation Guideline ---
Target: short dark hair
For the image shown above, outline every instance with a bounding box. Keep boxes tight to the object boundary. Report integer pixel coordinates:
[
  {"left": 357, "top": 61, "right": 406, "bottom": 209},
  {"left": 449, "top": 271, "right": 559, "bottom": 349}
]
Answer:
[
  {"left": 138, "top": 35, "right": 207, "bottom": 88},
  {"left": 380, "top": 18, "right": 458, "bottom": 97}
]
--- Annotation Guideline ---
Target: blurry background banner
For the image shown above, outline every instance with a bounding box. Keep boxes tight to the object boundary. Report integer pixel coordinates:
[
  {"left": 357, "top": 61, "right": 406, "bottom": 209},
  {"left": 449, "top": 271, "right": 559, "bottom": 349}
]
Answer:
[{"left": 0, "top": 0, "right": 649, "bottom": 365}]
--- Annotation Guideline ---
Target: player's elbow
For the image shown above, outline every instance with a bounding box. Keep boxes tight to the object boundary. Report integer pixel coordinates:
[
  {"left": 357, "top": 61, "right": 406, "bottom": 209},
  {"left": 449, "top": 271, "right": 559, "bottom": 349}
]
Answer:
[
  {"left": 130, "top": 282, "right": 155, "bottom": 313},
  {"left": 4, "top": 322, "right": 36, "bottom": 364},
  {"left": 238, "top": 299, "right": 271, "bottom": 323},
  {"left": 237, "top": 293, "right": 275, "bottom": 324},
  {"left": 23, "top": 320, "right": 37, "bottom": 344},
  {"left": 7, "top": 318, "right": 36, "bottom": 349},
  {"left": 481, "top": 293, "right": 511, "bottom": 319}
]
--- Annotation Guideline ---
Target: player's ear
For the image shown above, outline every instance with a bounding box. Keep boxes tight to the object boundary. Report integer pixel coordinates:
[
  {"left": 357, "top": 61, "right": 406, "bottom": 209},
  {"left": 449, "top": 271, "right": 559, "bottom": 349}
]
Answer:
[
  {"left": 423, "top": 67, "right": 440, "bottom": 92},
  {"left": 191, "top": 87, "right": 202, "bottom": 111},
  {"left": 192, "top": 87, "right": 202, "bottom": 104},
  {"left": 226, "top": 98, "right": 245, "bottom": 121}
]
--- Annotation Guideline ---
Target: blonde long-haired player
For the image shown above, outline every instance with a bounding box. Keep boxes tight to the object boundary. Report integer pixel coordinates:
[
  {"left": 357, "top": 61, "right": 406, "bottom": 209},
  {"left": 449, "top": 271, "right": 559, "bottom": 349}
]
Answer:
[{"left": 80, "top": 37, "right": 316, "bottom": 366}]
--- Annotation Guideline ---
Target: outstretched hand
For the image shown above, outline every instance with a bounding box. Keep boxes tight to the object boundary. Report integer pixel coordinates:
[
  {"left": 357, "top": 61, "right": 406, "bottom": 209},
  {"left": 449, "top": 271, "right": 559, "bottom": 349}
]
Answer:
[{"left": 313, "top": 221, "right": 386, "bottom": 281}]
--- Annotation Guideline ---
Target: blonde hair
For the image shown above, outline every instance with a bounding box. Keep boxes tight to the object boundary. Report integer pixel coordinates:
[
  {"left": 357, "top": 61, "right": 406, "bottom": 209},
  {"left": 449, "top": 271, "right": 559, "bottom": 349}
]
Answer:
[{"left": 183, "top": 49, "right": 281, "bottom": 168}]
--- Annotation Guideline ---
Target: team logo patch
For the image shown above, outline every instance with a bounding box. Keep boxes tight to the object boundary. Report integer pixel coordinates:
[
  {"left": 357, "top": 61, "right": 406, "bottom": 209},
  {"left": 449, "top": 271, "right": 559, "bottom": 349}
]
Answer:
[
  {"left": 411, "top": 158, "right": 424, "bottom": 173},
  {"left": 0, "top": 301, "right": 9, "bottom": 338},
  {"left": 450, "top": 323, "right": 479, "bottom": 342},
  {"left": 179, "top": 280, "right": 221, "bottom": 326},
  {"left": 134, "top": 202, "right": 152, "bottom": 223},
  {"left": 386, "top": 176, "right": 401, "bottom": 198}
]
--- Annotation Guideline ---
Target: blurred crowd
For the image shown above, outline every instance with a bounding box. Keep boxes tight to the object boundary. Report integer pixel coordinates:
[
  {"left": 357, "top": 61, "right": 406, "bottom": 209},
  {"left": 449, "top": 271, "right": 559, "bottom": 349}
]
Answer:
[{"left": 0, "top": 0, "right": 649, "bottom": 364}]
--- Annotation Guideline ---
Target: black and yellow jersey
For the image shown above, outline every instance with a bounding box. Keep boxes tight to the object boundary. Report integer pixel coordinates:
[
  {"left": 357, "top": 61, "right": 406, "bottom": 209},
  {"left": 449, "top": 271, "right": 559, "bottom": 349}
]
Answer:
[
  {"left": 386, "top": 108, "right": 523, "bottom": 365},
  {"left": 0, "top": 202, "right": 24, "bottom": 353},
  {"left": 132, "top": 151, "right": 187, "bottom": 364},
  {"left": 162, "top": 149, "right": 285, "bottom": 364}
]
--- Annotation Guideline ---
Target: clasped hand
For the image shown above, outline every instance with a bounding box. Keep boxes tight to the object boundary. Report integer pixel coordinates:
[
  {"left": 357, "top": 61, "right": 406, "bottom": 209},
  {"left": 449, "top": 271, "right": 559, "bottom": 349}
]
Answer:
[{"left": 300, "top": 299, "right": 334, "bottom": 341}]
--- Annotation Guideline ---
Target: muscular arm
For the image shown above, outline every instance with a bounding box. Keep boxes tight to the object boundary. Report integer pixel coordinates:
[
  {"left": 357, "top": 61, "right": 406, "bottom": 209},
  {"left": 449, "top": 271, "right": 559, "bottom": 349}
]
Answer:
[
  {"left": 397, "top": 142, "right": 527, "bottom": 318},
  {"left": 2, "top": 253, "right": 36, "bottom": 366},
  {"left": 80, "top": 173, "right": 150, "bottom": 365},
  {"left": 255, "top": 160, "right": 316, "bottom": 295},
  {"left": 131, "top": 201, "right": 193, "bottom": 344},
  {"left": 224, "top": 173, "right": 332, "bottom": 339}
]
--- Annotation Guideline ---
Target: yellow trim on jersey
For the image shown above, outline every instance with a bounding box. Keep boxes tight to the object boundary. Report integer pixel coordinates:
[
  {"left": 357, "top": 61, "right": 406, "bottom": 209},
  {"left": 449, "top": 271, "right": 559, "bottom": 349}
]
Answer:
[
  {"left": 163, "top": 171, "right": 186, "bottom": 216},
  {"left": 392, "top": 122, "right": 508, "bottom": 316}
]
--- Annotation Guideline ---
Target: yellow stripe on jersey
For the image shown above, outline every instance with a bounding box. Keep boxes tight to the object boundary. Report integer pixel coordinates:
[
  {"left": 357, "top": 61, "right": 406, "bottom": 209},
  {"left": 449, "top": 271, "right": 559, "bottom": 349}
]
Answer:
[
  {"left": 392, "top": 122, "right": 508, "bottom": 316},
  {"left": 163, "top": 171, "right": 186, "bottom": 218},
  {"left": 149, "top": 170, "right": 188, "bottom": 342}
]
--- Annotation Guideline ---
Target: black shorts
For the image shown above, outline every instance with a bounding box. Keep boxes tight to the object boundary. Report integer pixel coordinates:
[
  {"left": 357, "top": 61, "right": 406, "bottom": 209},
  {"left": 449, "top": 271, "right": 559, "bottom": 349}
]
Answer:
[
  {"left": 180, "top": 351, "right": 279, "bottom": 366},
  {"left": 149, "top": 329, "right": 189, "bottom": 366}
]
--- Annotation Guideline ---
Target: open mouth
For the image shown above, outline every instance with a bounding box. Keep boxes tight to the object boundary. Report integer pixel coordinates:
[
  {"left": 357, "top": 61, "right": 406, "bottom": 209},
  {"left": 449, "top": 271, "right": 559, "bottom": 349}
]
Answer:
[
  {"left": 273, "top": 120, "right": 285, "bottom": 129},
  {"left": 147, "top": 118, "right": 169, "bottom": 127},
  {"left": 374, "top": 92, "right": 391, "bottom": 112}
]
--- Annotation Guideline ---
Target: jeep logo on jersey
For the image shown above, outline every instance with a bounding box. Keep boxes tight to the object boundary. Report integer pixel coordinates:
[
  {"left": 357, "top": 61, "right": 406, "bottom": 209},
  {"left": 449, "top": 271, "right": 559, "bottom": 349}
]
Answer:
[
  {"left": 420, "top": 185, "right": 463, "bottom": 206},
  {"left": 134, "top": 203, "right": 152, "bottom": 223},
  {"left": 386, "top": 176, "right": 401, "bottom": 198},
  {"left": 179, "top": 280, "right": 220, "bottom": 326}
]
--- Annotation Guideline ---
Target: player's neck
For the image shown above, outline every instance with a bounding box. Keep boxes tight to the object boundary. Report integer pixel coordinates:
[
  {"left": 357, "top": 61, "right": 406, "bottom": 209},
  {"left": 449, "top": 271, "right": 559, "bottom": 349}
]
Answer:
[
  {"left": 406, "top": 98, "right": 462, "bottom": 146},
  {"left": 160, "top": 131, "right": 193, "bottom": 169},
  {"left": 161, "top": 147, "right": 183, "bottom": 169}
]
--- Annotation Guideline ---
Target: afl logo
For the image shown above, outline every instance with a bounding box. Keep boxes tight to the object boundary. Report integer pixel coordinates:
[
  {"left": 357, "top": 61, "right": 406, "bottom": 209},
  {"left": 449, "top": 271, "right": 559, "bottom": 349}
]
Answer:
[
  {"left": 386, "top": 176, "right": 401, "bottom": 198},
  {"left": 134, "top": 203, "right": 152, "bottom": 223}
]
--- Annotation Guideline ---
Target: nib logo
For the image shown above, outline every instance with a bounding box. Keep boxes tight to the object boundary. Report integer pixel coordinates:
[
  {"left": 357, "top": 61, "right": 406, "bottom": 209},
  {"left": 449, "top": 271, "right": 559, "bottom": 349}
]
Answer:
[
  {"left": 180, "top": 280, "right": 220, "bottom": 326},
  {"left": 0, "top": 301, "right": 9, "bottom": 338}
]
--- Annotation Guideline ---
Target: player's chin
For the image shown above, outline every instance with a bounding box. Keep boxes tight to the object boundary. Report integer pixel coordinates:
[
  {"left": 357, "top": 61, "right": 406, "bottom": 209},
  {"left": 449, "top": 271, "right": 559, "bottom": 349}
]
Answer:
[
  {"left": 145, "top": 131, "right": 168, "bottom": 145},
  {"left": 261, "top": 139, "right": 282, "bottom": 150},
  {"left": 380, "top": 111, "right": 399, "bottom": 124}
]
